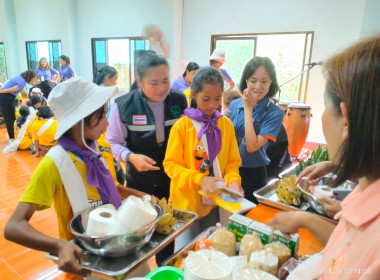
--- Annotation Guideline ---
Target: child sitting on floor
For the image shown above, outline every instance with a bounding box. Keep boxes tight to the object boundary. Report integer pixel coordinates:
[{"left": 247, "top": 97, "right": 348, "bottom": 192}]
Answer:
[
  {"left": 31, "top": 105, "right": 58, "bottom": 157},
  {"left": 2, "top": 106, "right": 34, "bottom": 153}
]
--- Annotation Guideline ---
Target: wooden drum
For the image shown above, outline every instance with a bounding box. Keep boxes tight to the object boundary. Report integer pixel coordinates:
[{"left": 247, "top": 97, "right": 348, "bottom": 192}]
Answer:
[
  {"left": 278, "top": 100, "right": 299, "bottom": 123},
  {"left": 283, "top": 103, "right": 312, "bottom": 158}
]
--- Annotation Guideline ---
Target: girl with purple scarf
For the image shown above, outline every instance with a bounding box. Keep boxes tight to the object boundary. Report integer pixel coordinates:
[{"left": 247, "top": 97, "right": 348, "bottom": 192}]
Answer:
[
  {"left": 5, "top": 78, "right": 144, "bottom": 278},
  {"left": 164, "top": 67, "right": 243, "bottom": 233}
]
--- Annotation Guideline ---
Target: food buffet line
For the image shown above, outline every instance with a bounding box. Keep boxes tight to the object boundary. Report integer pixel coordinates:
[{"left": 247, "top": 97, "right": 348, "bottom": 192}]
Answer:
[{"left": 47, "top": 154, "right": 355, "bottom": 280}]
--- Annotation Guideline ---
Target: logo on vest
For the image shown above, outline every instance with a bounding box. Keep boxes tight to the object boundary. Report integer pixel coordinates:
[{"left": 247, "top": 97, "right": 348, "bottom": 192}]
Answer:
[
  {"left": 171, "top": 105, "right": 182, "bottom": 118},
  {"left": 133, "top": 115, "right": 147, "bottom": 125}
]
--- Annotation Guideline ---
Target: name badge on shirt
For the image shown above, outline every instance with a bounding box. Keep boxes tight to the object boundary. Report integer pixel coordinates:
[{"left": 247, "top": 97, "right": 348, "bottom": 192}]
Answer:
[{"left": 133, "top": 115, "right": 147, "bottom": 125}]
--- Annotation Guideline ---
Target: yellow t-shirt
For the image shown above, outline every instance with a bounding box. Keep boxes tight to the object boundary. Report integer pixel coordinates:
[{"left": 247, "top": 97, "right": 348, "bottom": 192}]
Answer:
[
  {"left": 163, "top": 115, "right": 242, "bottom": 218},
  {"left": 183, "top": 87, "right": 192, "bottom": 107},
  {"left": 20, "top": 150, "right": 118, "bottom": 240},
  {"left": 31, "top": 118, "right": 58, "bottom": 146},
  {"left": 97, "top": 131, "right": 119, "bottom": 187},
  {"left": 14, "top": 120, "right": 33, "bottom": 150}
]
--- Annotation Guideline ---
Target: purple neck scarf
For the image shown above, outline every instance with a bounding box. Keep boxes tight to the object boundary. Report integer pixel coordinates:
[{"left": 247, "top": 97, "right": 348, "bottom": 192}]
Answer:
[
  {"left": 183, "top": 108, "right": 222, "bottom": 162},
  {"left": 58, "top": 135, "right": 122, "bottom": 209}
]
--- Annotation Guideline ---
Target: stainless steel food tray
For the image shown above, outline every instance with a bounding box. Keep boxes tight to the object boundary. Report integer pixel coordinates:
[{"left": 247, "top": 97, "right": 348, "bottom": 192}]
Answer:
[
  {"left": 163, "top": 226, "right": 217, "bottom": 267},
  {"left": 254, "top": 179, "right": 337, "bottom": 223},
  {"left": 46, "top": 209, "right": 198, "bottom": 279}
]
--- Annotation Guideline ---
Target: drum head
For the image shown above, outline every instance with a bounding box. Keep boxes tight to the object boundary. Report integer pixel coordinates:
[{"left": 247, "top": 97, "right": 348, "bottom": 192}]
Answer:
[
  {"left": 288, "top": 103, "right": 311, "bottom": 109},
  {"left": 279, "top": 100, "right": 299, "bottom": 106}
]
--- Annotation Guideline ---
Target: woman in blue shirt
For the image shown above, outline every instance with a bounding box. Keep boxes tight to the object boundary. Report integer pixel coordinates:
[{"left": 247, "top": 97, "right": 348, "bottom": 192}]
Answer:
[
  {"left": 0, "top": 70, "right": 38, "bottom": 141},
  {"left": 58, "top": 55, "right": 76, "bottom": 82},
  {"left": 229, "top": 57, "right": 284, "bottom": 203},
  {"left": 35, "top": 57, "right": 59, "bottom": 98},
  {"left": 171, "top": 62, "right": 200, "bottom": 92}
]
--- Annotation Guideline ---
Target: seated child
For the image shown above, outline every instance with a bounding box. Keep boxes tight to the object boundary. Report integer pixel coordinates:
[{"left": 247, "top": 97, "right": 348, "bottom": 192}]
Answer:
[
  {"left": 2, "top": 105, "right": 33, "bottom": 153},
  {"left": 29, "top": 87, "right": 48, "bottom": 106},
  {"left": 14, "top": 98, "right": 22, "bottom": 119},
  {"left": 163, "top": 67, "right": 243, "bottom": 231},
  {"left": 31, "top": 105, "right": 58, "bottom": 157},
  {"left": 27, "top": 95, "right": 42, "bottom": 122}
]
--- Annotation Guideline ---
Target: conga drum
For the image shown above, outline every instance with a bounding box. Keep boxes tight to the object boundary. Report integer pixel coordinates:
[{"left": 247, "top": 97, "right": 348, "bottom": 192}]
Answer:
[
  {"left": 278, "top": 100, "right": 299, "bottom": 123},
  {"left": 284, "top": 104, "right": 312, "bottom": 158}
]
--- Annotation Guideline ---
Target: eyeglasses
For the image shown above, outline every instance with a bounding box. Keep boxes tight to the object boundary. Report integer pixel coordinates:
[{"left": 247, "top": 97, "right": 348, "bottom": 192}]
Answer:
[{"left": 246, "top": 79, "right": 272, "bottom": 88}]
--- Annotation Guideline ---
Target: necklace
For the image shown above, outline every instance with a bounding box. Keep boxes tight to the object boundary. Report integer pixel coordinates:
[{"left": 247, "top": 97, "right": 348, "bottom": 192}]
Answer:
[{"left": 313, "top": 228, "right": 359, "bottom": 280}]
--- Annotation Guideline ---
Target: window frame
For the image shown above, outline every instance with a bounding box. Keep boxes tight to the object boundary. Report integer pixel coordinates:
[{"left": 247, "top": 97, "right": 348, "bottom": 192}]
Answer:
[
  {"left": 0, "top": 42, "right": 8, "bottom": 84},
  {"left": 91, "top": 37, "right": 150, "bottom": 87},
  {"left": 25, "top": 40, "right": 62, "bottom": 70},
  {"left": 211, "top": 31, "right": 314, "bottom": 102}
]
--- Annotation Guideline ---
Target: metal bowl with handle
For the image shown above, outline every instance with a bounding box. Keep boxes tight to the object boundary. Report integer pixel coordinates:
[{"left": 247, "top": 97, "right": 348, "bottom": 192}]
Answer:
[
  {"left": 68, "top": 202, "right": 163, "bottom": 258},
  {"left": 297, "top": 174, "right": 356, "bottom": 215}
]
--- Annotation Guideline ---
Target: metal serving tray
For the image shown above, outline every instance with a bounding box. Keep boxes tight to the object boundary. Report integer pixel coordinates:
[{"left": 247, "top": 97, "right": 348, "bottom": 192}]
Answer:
[
  {"left": 254, "top": 179, "right": 336, "bottom": 223},
  {"left": 278, "top": 165, "right": 297, "bottom": 178},
  {"left": 163, "top": 226, "right": 217, "bottom": 267},
  {"left": 46, "top": 209, "right": 198, "bottom": 279}
]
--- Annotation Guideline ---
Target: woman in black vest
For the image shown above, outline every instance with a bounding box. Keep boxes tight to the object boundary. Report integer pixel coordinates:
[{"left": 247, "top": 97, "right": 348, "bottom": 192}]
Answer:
[
  {"left": 106, "top": 51, "right": 187, "bottom": 198},
  {"left": 105, "top": 51, "right": 187, "bottom": 264}
]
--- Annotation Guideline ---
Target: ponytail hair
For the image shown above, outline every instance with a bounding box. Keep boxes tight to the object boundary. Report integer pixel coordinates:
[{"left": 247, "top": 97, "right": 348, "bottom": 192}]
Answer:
[
  {"left": 59, "top": 55, "right": 71, "bottom": 66},
  {"left": 94, "top": 65, "right": 117, "bottom": 85},
  {"left": 16, "top": 106, "right": 30, "bottom": 128}
]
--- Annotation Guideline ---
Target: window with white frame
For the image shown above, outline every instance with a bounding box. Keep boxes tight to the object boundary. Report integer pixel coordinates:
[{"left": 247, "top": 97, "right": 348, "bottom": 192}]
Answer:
[
  {"left": 91, "top": 37, "right": 150, "bottom": 89},
  {"left": 211, "top": 32, "right": 314, "bottom": 103}
]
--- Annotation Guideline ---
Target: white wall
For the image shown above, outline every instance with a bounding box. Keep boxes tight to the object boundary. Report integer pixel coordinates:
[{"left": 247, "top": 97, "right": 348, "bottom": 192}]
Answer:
[
  {"left": 360, "top": 0, "right": 380, "bottom": 38},
  {"left": 182, "top": 0, "right": 368, "bottom": 144},
  {"left": 1, "top": 0, "right": 177, "bottom": 80},
  {"left": 2, "top": 0, "right": 380, "bottom": 144},
  {"left": 72, "top": 0, "right": 176, "bottom": 80}
]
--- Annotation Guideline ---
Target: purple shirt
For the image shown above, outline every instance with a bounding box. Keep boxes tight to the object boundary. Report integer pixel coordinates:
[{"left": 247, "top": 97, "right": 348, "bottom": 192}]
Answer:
[
  {"left": 59, "top": 66, "right": 75, "bottom": 80},
  {"left": 35, "top": 67, "right": 57, "bottom": 81},
  {"left": 3, "top": 75, "right": 27, "bottom": 96},
  {"left": 105, "top": 102, "right": 165, "bottom": 162},
  {"left": 201, "top": 65, "right": 233, "bottom": 83},
  {"left": 171, "top": 77, "right": 189, "bottom": 92}
]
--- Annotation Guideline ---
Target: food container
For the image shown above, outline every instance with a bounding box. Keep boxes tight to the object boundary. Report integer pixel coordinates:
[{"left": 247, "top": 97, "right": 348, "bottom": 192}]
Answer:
[
  {"left": 145, "top": 266, "right": 184, "bottom": 280},
  {"left": 255, "top": 173, "right": 356, "bottom": 220},
  {"left": 163, "top": 226, "right": 217, "bottom": 267},
  {"left": 69, "top": 202, "right": 163, "bottom": 257}
]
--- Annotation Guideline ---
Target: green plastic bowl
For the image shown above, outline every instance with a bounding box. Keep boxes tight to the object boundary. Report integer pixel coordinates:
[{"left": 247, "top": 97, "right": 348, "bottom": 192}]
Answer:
[{"left": 145, "top": 266, "right": 184, "bottom": 280}]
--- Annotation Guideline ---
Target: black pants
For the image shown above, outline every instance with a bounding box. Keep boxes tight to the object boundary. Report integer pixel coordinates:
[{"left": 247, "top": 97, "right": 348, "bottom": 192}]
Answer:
[
  {"left": 239, "top": 166, "right": 268, "bottom": 204},
  {"left": 0, "top": 94, "right": 16, "bottom": 139}
]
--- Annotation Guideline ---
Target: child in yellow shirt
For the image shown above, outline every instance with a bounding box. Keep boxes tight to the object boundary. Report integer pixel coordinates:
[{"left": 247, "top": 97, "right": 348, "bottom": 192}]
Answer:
[
  {"left": 15, "top": 105, "right": 33, "bottom": 150},
  {"left": 31, "top": 105, "right": 58, "bottom": 157},
  {"left": 163, "top": 67, "right": 243, "bottom": 229},
  {"left": 2, "top": 105, "right": 33, "bottom": 153}
]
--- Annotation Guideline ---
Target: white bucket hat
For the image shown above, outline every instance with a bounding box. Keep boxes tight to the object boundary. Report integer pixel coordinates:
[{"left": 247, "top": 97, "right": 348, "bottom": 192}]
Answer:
[
  {"left": 209, "top": 49, "right": 226, "bottom": 63},
  {"left": 31, "top": 87, "right": 42, "bottom": 93},
  {"left": 48, "top": 77, "right": 118, "bottom": 140}
]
